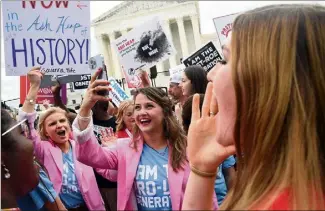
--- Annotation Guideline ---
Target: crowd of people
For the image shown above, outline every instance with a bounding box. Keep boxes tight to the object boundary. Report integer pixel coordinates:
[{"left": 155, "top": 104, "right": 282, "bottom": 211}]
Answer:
[{"left": 2, "top": 3, "right": 325, "bottom": 211}]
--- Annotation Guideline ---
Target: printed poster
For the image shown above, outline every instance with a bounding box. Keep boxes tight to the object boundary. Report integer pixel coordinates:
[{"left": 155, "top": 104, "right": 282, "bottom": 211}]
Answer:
[
  {"left": 112, "top": 16, "right": 176, "bottom": 88},
  {"left": 20, "top": 75, "right": 67, "bottom": 105},
  {"left": 213, "top": 13, "right": 239, "bottom": 47},
  {"left": 108, "top": 77, "right": 129, "bottom": 107},
  {"left": 183, "top": 42, "right": 223, "bottom": 72},
  {"left": 2, "top": 1, "right": 91, "bottom": 76}
]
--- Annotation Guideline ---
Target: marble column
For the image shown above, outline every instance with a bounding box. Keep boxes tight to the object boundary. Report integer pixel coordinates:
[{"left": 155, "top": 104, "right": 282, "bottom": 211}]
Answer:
[
  {"left": 162, "top": 19, "right": 177, "bottom": 68},
  {"left": 190, "top": 14, "right": 201, "bottom": 49},
  {"left": 108, "top": 32, "right": 120, "bottom": 79},
  {"left": 95, "top": 34, "right": 112, "bottom": 77},
  {"left": 176, "top": 16, "right": 189, "bottom": 58}
]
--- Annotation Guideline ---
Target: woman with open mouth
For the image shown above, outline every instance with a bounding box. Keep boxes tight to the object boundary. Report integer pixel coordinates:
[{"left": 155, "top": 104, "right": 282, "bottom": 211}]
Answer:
[
  {"left": 18, "top": 67, "right": 105, "bottom": 211},
  {"left": 72, "top": 69, "right": 218, "bottom": 211}
]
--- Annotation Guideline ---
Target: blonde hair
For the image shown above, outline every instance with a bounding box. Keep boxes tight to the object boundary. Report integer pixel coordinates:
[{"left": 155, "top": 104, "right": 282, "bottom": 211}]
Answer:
[
  {"left": 38, "top": 107, "right": 68, "bottom": 140},
  {"left": 222, "top": 4, "right": 325, "bottom": 210},
  {"left": 116, "top": 100, "right": 134, "bottom": 132}
]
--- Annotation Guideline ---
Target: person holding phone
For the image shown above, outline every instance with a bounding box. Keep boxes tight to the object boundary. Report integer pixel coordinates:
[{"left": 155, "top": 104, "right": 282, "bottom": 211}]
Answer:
[{"left": 72, "top": 69, "right": 218, "bottom": 210}]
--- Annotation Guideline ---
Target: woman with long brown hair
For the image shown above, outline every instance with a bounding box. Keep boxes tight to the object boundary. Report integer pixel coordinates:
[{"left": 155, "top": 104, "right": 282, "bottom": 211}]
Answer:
[
  {"left": 183, "top": 4, "right": 325, "bottom": 210},
  {"left": 115, "top": 100, "right": 135, "bottom": 139},
  {"left": 72, "top": 70, "right": 218, "bottom": 210}
]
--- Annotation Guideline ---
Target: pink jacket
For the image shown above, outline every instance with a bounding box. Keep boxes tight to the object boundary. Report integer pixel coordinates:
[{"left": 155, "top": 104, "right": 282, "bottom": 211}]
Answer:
[
  {"left": 72, "top": 117, "right": 219, "bottom": 211},
  {"left": 19, "top": 111, "right": 105, "bottom": 210}
]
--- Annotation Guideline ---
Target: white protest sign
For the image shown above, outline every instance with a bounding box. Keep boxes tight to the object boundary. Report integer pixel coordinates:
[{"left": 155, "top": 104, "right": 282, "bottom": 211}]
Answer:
[
  {"left": 2, "top": 1, "right": 90, "bottom": 76},
  {"left": 108, "top": 77, "right": 129, "bottom": 107},
  {"left": 213, "top": 13, "right": 239, "bottom": 47},
  {"left": 169, "top": 64, "right": 185, "bottom": 76},
  {"left": 112, "top": 16, "right": 176, "bottom": 88}
]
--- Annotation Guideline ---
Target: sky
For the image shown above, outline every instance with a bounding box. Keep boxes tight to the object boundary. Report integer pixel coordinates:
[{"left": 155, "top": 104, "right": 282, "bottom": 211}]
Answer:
[{"left": 1, "top": 1, "right": 324, "bottom": 108}]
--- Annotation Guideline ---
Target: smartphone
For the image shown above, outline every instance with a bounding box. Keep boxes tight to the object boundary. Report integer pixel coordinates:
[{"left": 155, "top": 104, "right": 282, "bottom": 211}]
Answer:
[{"left": 97, "top": 64, "right": 109, "bottom": 96}]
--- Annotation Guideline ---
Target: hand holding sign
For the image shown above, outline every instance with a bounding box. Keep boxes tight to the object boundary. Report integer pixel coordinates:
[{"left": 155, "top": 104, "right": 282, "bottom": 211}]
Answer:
[{"left": 27, "top": 67, "right": 44, "bottom": 88}]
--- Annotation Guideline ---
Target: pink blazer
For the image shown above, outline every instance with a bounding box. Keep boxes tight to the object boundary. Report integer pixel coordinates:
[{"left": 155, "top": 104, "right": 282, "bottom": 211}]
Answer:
[
  {"left": 72, "top": 117, "right": 219, "bottom": 211},
  {"left": 19, "top": 111, "right": 104, "bottom": 211}
]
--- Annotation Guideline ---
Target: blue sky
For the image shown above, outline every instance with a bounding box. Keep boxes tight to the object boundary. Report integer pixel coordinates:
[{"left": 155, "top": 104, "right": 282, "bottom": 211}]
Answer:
[{"left": 1, "top": 1, "right": 323, "bottom": 108}]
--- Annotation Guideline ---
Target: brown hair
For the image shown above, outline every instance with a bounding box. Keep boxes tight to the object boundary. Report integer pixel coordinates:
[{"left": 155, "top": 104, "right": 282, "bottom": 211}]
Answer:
[
  {"left": 222, "top": 4, "right": 325, "bottom": 210},
  {"left": 182, "top": 94, "right": 205, "bottom": 134},
  {"left": 133, "top": 87, "right": 187, "bottom": 171},
  {"left": 38, "top": 107, "right": 69, "bottom": 140},
  {"left": 116, "top": 100, "right": 134, "bottom": 132}
]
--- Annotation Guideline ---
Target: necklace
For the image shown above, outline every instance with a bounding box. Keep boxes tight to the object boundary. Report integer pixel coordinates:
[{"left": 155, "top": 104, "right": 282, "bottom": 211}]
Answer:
[{"left": 145, "top": 143, "right": 168, "bottom": 156}]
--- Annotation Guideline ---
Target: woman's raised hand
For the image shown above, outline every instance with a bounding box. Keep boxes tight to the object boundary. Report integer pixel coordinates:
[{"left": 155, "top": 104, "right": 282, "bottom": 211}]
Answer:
[
  {"left": 27, "top": 67, "right": 44, "bottom": 88},
  {"left": 187, "top": 83, "right": 236, "bottom": 173},
  {"left": 80, "top": 68, "right": 111, "bottom": 113}
]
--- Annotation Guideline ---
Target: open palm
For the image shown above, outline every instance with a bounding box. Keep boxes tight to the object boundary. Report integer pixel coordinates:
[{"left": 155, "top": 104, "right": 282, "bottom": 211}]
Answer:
[{"left": 187, "top": 83, "right": 236, "bottom": 173}]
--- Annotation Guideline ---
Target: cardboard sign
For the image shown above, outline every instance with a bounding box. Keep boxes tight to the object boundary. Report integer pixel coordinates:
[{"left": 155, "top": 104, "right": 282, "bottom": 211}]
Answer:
[
  {"left": 213, "top": 13, "right": 239, "bottom": 47},
  {"left": 183, "top": 42, "right": 223, "bottom": 72},
  {"left": 73, "top": 75, "right": 91, "bottom": 90},
  {"left": 169, "top": 64, "right": 186, "bottom": 76},
  {"left": 112, "top": 16, "right": 176, "bottom": 88},
  {"left": 108, "top": 77, "right": 129, "bottom": 107},
  {"left": 2, "top": 1, "right": 90, "bottom": 76},
  {"left": 20, "top": 76, "right": 67, "bottom": 105}
]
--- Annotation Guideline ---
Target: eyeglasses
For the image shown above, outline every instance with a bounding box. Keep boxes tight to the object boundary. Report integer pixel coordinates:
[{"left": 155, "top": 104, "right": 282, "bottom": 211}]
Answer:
[{"left": 2, "top": 118, "right": 31, "bottom": 138}]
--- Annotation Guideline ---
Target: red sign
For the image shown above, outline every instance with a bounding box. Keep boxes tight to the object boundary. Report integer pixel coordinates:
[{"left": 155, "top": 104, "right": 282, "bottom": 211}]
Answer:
[{"left": 20, "top": 76, "right": 67, "bottom": 105}]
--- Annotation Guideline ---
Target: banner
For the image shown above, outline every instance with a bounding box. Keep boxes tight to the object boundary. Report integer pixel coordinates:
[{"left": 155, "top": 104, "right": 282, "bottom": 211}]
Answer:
[
  {"left": 112, "top": 16, "right": 176, "bottom": 88},
  {"left": 73, "top": 75, "right": 91, "bottom": 90},
  {"left": 183, "top": 42, "right": 223, "bottom": 72},
  {"left": 213, "top": 13, "right": 239, "bottom": 47},
  {"left": 108, "top": 77, "right": 129, "bottom": 107},
  {"left": 2, "top": 1, "right": 90, "bottom": 76},
  {"left": 20, "top": 76, "right": 67, "bottom": 105}
]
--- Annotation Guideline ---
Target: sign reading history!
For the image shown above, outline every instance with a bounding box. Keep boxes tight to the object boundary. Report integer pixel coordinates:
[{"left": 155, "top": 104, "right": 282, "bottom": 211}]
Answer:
[
  {"left": 183, "top": 42, "right": 223, "bottom": 72},
  {"left": 2, "top": 1, "right": 91, "bottom": 76}
]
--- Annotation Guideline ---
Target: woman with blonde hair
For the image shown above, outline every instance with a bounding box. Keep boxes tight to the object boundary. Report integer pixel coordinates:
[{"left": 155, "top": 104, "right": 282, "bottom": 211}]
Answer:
[
  {"left": 18, "top": 67, "right": 104, "bottom": 211},
  {"left": 115, "top": 100, "right": 135, "bottom": 139},
  {"left": 183, "top": 4, "right": 325, "bottom": 210},
  {"left": 71, "top": 70, "right": 218, "bottom": 210}
]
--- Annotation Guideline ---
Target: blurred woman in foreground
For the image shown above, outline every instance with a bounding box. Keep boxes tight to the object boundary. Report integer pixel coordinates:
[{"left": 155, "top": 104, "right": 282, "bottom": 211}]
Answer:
[{"left": 183, "top": 4, "right": 325, "bottom": 210}]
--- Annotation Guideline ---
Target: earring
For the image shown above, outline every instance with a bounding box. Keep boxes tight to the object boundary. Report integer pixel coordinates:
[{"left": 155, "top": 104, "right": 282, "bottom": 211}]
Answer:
[{"left": 2, "top": 164, "right": 11, "bottom": 179}]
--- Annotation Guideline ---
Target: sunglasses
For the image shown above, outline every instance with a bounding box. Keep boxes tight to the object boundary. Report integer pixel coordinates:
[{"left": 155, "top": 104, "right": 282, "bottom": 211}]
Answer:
[{"left": 2, "top": 118, "right": 31, "bottom": 138}]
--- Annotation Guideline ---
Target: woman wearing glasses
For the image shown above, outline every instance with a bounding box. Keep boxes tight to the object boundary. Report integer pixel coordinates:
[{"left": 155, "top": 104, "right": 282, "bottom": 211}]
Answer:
[
  {"left": 72, "top": 70, "right": 218, "bottom": 211},
  {"left": 18, "top": 67, "right": 105, "bottom": 211},
  {"left": 1, "top": 109, "right": 66, "bottom": 211}
]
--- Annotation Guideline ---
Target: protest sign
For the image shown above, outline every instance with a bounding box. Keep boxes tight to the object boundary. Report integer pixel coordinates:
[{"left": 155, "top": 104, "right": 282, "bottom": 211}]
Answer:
[
  {"left": 213, "top": 13, "right": 239, "bottom": 47},
  {"left": 108, "top": 77, "right": 129, "bottom": 107},
  {"left": 183, "top": 42, "right": 223, "bottom": 72},
  {"left": 2, "top": 1, "right": 91, "bottom": 76},
  {"left": 73, "top": 75, "right": 91, "bottom": 90},
  {"left": 20, "top": 76, "right": 67, "bottom": 104},
  {"left": 169, "top": 64, "right": 186, "bottom": 76},
  {"left": 112, "top": 16, "right": 176, "bottom": 88}
]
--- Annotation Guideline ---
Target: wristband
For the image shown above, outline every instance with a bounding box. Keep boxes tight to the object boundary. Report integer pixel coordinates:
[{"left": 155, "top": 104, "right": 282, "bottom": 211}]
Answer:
[
  {"left": 77, "top": 110, "right": 93, "bottom": 121},
  {"left": 190, "top": 164, "right": 217, "bottom": 178}
]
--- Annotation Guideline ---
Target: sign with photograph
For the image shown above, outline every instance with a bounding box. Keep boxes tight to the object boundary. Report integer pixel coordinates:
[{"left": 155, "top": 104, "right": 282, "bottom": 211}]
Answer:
[{"left": 112, "top": 16, "right": 176, "bottom": 88}]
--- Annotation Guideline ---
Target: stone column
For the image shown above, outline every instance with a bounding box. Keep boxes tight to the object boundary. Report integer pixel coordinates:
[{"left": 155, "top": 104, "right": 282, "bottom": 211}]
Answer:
[
  {"left": 190, "top": 14, "right": 201, "bottom": 49},
  {"left": 108, "top": 32, "right": 120, "bottom": 79},
  {"left": 162, "top": 19, "right": 177, "bottom": 68},
  {"left": 95, "top": 34, "right": 112, "bottom": 77},
  {"left": 176, "top": 17, "right": 189, "bottom": 58}
]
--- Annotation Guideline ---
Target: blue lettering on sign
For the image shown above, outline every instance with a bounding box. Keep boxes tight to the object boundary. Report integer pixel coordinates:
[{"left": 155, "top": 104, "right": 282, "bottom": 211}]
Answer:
[
  {"left": 10, "top": 38, "right": 89, "bottom": 67},
  {"left": 27, "top": 15, "right": 53, "bottom": 32},
  {"left": 56, "top": 16, "right": 82, "bottom": 34}
]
